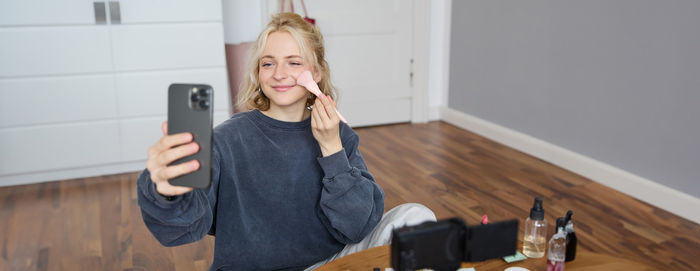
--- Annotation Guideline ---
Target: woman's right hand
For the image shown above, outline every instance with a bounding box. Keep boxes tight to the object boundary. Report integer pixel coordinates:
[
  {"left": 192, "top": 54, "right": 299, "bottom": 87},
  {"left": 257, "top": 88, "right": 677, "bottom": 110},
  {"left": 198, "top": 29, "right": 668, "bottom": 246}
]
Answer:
[{"left": 146, "top": 121, "right": 199, "bottom": 196}]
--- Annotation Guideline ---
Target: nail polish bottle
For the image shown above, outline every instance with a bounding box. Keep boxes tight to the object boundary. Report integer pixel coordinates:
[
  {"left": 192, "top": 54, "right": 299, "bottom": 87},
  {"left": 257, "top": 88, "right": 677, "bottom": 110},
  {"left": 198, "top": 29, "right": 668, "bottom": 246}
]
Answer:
[{"left": 523, "top": 197, "right": 547, "bottom": 258}]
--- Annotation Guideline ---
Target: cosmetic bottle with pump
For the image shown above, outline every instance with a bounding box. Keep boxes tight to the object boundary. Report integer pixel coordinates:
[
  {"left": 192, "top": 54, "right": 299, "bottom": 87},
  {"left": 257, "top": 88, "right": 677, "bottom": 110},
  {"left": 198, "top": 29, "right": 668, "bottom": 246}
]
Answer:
[
  {"left": 523, "top": 197, "right": 547, "bottom": 258},
  {"left": 564, "top": 210, "right": 577, "bottom": 262},
  {"left": 547, "top": 217, "right": 567, "bottom": 271}
]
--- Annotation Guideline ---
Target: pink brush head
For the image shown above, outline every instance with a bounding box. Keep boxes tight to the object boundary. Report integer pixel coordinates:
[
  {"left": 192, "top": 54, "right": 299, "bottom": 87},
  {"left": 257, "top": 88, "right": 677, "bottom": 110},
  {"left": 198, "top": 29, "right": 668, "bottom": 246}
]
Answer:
[
  {"left": 296, "top": 70, "right": 348, "bottom": 123},
  {"left": 296, "top": 70, "right": 322, "bottom": 96}
]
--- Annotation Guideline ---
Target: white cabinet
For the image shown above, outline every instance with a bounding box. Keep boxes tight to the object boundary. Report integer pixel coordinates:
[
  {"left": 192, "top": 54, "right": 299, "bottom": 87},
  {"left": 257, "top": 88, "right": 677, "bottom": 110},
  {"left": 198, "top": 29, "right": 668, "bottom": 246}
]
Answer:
[
  {"left": 0, "top": 75, "right": 118, "bottom": 127},
  {"left": 0, "top": 122, "right": 123, "bottom": 175},
  {"left": 115, "top": 69, "right": 229, "bottom": 117},
  {"left": 0, "top": 28, "right": 113, "bottom": 77},
  {"left": 111, "top": 24, "right": 226, "bottom": 71},
  {"left": 118, "top": 0, "right": 222, "bottom": 23},
  {"left": 0, "top": 0, "right": 230, "bottom": 186},
  {"left": 0, "top": 0, "right": 96, "bottom": 26}
]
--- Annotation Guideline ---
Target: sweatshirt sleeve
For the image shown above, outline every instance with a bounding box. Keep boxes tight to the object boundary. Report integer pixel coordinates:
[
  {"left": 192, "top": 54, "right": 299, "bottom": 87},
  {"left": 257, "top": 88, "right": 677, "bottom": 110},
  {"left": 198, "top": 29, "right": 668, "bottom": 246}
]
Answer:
[
  {"left": 136, "top": 144, "right": 221, "bottom": 247},
  {"left": 317, "top": 133, "right": 385, "bottom": 244}
]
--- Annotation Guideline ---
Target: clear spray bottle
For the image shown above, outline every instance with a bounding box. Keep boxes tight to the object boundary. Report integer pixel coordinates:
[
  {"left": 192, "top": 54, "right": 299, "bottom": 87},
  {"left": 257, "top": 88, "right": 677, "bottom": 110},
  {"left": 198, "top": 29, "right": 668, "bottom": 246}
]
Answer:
[{"left": 523, "top": 197, "right": 547, "bottom": 258}]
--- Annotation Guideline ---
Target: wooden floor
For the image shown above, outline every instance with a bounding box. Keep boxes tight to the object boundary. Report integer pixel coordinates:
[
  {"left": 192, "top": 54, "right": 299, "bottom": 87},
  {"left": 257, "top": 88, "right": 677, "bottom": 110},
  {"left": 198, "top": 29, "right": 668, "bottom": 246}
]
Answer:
[{"left": 1, "top": 121, "right": 698, "bottom": 270}]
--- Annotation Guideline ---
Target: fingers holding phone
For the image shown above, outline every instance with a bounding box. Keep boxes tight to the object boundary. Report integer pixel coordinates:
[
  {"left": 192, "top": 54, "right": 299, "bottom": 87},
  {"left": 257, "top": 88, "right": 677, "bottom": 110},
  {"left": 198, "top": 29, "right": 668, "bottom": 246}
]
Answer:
[{"left": 146, "top": 121, "right": 197, "bottom": 196}]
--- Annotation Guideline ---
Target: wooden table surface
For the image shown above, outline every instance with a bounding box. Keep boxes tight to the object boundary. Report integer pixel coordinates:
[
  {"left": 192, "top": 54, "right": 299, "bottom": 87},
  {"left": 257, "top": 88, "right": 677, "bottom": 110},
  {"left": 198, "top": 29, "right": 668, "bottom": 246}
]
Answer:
[{"left": 317, "top": 244, "right": 655, "bottom": 271}]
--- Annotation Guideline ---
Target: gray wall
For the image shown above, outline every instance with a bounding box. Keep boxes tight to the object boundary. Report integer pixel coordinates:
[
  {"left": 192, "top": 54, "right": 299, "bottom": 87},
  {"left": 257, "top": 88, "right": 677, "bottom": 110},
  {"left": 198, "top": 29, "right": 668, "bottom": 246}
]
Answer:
[{"left": 449, "top": 0, "right": 700, "bottom": 198}]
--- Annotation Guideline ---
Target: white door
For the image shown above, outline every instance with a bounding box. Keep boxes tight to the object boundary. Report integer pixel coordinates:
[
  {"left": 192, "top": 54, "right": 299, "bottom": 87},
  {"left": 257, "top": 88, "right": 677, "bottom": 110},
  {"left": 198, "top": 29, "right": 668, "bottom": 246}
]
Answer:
[{"left": 264, "top": 0, "right": 414, "bottom": 127}]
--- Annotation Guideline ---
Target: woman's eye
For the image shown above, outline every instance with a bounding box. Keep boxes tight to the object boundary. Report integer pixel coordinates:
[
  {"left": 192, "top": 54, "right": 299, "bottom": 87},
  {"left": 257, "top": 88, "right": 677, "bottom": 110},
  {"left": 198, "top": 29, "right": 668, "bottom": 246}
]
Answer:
[
  {"left": 290, "top": 62, "right": 301, "bottom": 66},
  {"left": 261, "top": 63, "right": 273, "bottom": 67}
]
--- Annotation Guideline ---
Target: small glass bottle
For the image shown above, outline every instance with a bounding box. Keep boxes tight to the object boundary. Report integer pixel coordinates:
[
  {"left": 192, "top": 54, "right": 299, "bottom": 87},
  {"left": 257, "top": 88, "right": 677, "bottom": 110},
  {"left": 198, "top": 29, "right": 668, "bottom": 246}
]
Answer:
[
  {"left": 523, "top": 197, "right": 547, "bottom": 258},
  {"left": 547, "top": 217, "right": 567, "bottom": 271},
  {"left": 564, "top": 210, "right": 577, "bottom": 262}
]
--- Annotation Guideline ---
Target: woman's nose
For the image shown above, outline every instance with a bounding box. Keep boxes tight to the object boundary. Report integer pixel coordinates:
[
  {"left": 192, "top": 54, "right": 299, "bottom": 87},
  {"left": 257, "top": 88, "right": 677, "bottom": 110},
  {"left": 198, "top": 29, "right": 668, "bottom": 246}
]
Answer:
[{"left": 273, "top": 66, "right": 288, "bottom": 80}]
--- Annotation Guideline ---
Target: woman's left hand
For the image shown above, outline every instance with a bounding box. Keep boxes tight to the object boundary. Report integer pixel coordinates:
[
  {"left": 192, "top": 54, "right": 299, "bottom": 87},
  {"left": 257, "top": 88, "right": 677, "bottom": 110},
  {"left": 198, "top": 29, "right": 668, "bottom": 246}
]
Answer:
[{"left": 311, "top": 94, "right": 343, "bottom": 157}]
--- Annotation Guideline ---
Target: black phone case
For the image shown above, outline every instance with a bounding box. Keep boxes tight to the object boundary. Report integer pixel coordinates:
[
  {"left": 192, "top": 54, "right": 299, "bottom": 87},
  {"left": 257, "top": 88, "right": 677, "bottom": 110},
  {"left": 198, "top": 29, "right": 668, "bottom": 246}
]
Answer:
[{"left": 167, "top": 83, "right": 213, "bottom": 189}]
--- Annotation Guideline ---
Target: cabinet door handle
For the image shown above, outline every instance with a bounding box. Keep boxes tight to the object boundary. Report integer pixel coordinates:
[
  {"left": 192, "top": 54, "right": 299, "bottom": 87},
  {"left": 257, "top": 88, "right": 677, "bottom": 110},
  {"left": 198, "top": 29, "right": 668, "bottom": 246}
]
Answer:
[
  {"left": 109, "top": 1, "right": 121, "bottom": 24},
  {"left": 94, "top": 2, "right": 107, "bottom": 25}
]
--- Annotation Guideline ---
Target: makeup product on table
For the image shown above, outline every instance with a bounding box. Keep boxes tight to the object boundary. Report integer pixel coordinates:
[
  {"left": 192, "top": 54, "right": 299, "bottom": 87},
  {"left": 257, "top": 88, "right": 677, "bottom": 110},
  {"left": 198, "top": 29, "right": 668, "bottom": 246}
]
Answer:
[
  {"left": 296, "top": 70, "right": 347, "bottom": 123},
  {"left": 547, "top": 217, "right": 567, "bottom": 271},
  {"left": 503, "top": 251, "right": 527, "bottom": 263},
  {"left": 564, "top": 210, "right": 577, "bottom": 262},
  {"left": 523, "top": 197, "right": 547, "bottom": 258}
]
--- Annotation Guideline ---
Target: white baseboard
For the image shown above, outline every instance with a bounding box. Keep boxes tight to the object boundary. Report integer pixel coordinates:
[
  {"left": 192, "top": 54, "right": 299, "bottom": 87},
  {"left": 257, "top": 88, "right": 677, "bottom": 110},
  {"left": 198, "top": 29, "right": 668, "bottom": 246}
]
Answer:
[
  {"left": 0, "top": 161, "right": 145, "bottom": 187},
  {"left": 439, "top": 106, "right": 700, "bottom": 224}
]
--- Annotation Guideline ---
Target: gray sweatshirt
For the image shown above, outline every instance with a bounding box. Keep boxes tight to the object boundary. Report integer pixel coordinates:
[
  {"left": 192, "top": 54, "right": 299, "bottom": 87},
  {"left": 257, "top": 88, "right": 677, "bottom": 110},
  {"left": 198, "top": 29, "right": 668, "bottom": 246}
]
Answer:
[{"left": 137, "top": 109, "right": 385, "bottom": 271}]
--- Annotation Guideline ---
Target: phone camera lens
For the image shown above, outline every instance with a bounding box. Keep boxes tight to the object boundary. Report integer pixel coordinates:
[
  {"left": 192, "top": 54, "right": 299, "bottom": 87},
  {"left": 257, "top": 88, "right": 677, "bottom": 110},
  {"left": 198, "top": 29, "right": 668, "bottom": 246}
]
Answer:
[{"left": 199, "top": 100, "right": 210, "bottom": 109}]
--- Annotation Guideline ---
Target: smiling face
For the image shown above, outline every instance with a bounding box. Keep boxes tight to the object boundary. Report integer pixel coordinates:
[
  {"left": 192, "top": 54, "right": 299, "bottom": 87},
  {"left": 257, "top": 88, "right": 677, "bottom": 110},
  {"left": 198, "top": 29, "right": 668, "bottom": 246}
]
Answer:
[{"left": 258, "top": 31, "right": 316, "bottom": 112}]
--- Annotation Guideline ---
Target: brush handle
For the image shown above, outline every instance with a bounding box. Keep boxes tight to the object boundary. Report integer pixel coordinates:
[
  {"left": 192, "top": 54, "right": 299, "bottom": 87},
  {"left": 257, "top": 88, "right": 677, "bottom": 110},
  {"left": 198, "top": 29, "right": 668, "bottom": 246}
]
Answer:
[
  {"left": 335, "top": 108, "right": 347, "bottom": 124},
  {"left": 312, "top": 92, "right": 346, "bottom": 124},
  {"left": 297, "top": 71, "right": 347, "bottom": 123},
  {"left": 308, "top": 89, "right": 347, "bottom": 123}
]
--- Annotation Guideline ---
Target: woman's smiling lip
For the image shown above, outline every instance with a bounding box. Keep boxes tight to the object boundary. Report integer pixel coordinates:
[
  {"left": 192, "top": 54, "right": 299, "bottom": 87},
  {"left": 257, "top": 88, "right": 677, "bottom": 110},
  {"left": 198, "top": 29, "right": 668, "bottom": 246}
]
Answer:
[{"left": 272, "top": 85, "right": 295, "bottom": 92}]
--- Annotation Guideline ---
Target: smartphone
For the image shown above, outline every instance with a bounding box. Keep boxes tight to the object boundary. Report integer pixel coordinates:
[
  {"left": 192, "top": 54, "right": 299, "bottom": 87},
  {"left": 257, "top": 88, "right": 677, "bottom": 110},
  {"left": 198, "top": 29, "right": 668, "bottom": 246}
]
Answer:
[{"left": 167, "top": 83, "right": 214, "bottom": 189}]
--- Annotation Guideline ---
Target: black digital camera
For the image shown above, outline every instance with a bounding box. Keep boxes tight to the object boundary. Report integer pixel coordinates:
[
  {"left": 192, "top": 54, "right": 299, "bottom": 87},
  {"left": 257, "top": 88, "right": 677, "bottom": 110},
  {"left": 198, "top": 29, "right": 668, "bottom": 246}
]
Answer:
[{"left": 391, "top": 217, "right": 518, "bottom": 271}]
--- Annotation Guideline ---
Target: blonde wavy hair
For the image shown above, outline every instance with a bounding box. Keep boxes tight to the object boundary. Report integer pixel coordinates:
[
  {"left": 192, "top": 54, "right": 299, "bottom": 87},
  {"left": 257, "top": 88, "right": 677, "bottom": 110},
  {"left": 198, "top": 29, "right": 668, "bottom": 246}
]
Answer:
[{"left": 236, "top": 12, "right": 335, "bottom": 111}]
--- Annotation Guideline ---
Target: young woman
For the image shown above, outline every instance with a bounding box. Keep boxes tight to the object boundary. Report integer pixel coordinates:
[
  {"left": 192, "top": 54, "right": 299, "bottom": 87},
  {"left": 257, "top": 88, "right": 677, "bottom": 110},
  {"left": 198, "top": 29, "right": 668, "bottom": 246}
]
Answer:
[{"left": 137, "top": 13, "right": 435, "bottom": 270}]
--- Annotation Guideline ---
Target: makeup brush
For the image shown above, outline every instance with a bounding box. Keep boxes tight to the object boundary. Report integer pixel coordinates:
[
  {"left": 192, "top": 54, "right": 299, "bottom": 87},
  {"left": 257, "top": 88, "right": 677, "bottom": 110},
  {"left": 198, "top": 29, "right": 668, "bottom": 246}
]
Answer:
[{"left": 296, "top": 70, "right": 348, "bottom": 123}]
